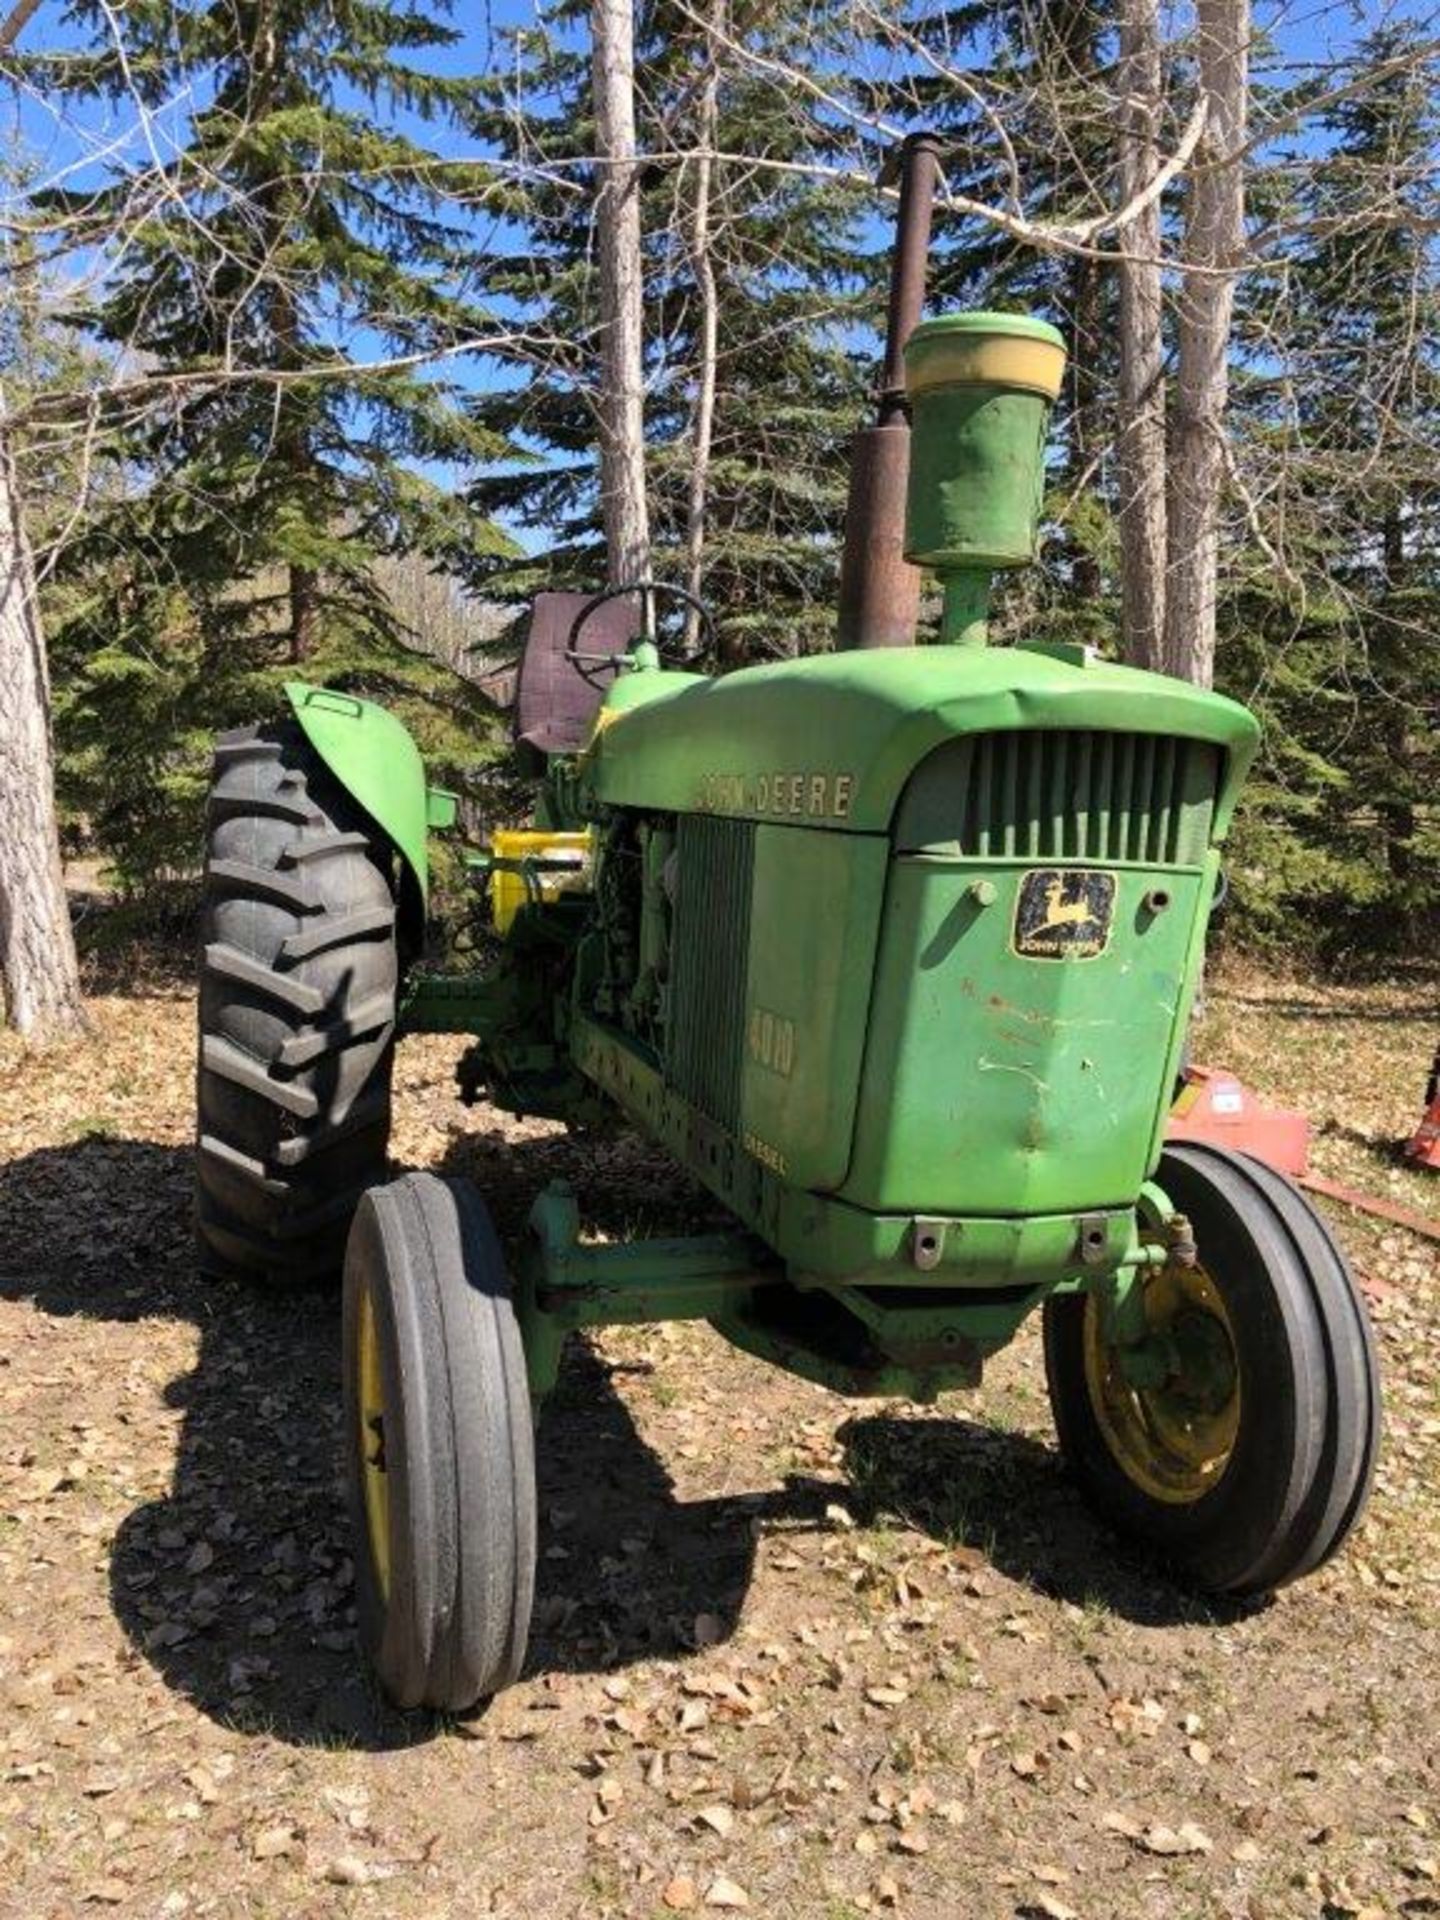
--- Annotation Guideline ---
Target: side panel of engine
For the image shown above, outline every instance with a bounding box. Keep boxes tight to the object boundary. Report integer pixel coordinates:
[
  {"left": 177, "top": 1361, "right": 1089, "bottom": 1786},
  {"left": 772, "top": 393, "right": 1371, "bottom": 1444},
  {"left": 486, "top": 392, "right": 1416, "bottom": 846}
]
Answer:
[
  {"left": 733, "top": 825, "right": 887, "bottom": 1188},
  {"left": 582, "top": 806, "right": 888, "bottom": 1196}
]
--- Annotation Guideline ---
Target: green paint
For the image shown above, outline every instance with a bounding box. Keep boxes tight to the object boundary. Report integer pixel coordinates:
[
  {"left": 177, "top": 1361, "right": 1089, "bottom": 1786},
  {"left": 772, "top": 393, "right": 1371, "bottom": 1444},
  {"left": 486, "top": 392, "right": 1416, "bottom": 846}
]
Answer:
[
  {"left": 274, "top": 308, "right": 1265, "bottom": 1426},
  {"left": 908, "top": 386, "right": 1054, "bottom": 570},
  {"left": 581, "top": 644, "right": 1258, "bottom": 838},
  {"left": 907, "top": 310, "right": 1066, "bottom": 355},
  {"left": 515, "top": 1183, "right": 768, "bottom": 1404},
  {"left": 425, "top": 787, "right": 459, "bottom": 829},
  {"left": 841, "top": 857, "right": 1205, "bottom": 1215},
  {"left": 740, "top": 826, "right": 889, "bottom": 1190},
  {"left": 940, "top": 570, "right": 991, "bottom": 646},
  {"left": 512, "top": 1178, "right": 1140, "bottom": 1408},
  {"left": 569, "top": 1008, "right": 1152, "bottom": 1289},
  {"left": 903, "top": 312, "right": 1065, "bottom": 647},
  {"left": 285, "top": 680, "right": 431, "bottom": 910},
  {"left": 400, "top": 969, "right": 515, "bottom": 1031}
]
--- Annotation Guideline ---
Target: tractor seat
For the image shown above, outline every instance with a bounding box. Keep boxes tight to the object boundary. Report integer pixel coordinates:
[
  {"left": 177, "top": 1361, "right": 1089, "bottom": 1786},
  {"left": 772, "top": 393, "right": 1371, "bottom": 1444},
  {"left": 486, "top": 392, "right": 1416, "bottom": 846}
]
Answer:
[{"left": 514, "top": 591, "right": 637, "bottom": 756}]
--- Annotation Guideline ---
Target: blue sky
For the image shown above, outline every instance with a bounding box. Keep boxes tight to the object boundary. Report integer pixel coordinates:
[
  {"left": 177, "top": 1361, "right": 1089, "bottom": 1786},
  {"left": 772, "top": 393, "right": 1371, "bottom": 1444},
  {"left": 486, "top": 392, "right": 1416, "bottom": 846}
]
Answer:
[
  {"left": 9, "top": 0, "right": 1391, "bottom": 212},
  {"left": 1, "top": 0, "right": 1410, "bottom": 557}
]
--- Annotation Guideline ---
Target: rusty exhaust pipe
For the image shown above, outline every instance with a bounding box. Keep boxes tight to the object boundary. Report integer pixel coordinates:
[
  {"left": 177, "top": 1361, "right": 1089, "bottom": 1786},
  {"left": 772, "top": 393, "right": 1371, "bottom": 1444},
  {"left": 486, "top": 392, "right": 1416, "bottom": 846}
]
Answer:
[{"left": 836, "top": 132, "right": 943, "bottom": 651}]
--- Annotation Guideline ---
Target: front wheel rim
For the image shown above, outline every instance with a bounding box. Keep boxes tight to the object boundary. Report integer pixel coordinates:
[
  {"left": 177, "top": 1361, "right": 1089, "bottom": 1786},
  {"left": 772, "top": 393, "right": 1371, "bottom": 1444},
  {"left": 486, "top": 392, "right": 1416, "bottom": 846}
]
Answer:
[
  {"left": 1083, "top": 1261, "right": 1241, "bottom": 1506},
  {"left": 356, "top": 1287, "right": 392, "bottom": 1600}
]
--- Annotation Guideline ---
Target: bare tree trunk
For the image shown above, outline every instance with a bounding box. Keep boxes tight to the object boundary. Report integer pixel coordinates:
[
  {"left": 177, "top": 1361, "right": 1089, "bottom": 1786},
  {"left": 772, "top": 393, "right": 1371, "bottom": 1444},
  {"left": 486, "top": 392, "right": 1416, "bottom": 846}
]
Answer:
[
  {"left": 0, "top": 406, "right": 86, "bottom": 1036},
  {"left": 269, "top": 263, "right": 319, "bottom": 663},
  {"left": 591, "top": 0, "right": 651, "bottom": 591},
  {"left": 682, "top": 1, "right": 724, "bottom": 652},
  {"left": 0, "top": 1, "right": 41, "bottom": 49},
  {"left": 1115, "top": 0, "right": 1169, "bottom": 670},
  {"left": 288, "top": 563, "right": 318, "bottom": 663},
  {"left": 1065, "top": 253, "right": 1104, "bottom": 599},
  {"left": 1163, "top": 0, "right": 1249, "bottom": 687}
]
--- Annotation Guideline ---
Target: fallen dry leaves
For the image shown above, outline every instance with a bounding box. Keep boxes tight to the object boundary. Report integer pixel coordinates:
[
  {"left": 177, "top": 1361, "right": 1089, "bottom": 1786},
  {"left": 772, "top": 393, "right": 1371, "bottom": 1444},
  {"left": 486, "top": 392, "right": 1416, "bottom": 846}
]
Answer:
[{"left": 0, "top": 970, "right": 1435, "bottom": 1918}]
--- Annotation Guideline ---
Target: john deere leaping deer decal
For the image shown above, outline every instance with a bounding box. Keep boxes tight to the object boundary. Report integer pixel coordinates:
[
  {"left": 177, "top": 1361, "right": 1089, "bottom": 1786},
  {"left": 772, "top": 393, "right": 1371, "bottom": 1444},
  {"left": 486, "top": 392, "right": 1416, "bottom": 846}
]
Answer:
[{"left": 1013, "top": 868, "right": 1117, "bottom": 959}]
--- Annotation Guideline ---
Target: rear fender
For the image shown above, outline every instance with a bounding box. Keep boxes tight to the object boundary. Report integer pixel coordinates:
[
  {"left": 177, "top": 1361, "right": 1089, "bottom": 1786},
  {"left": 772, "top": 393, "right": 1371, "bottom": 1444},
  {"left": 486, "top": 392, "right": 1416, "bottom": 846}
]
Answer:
[{"left": 285, "top": 681, "right": 443, "bottom": 948}]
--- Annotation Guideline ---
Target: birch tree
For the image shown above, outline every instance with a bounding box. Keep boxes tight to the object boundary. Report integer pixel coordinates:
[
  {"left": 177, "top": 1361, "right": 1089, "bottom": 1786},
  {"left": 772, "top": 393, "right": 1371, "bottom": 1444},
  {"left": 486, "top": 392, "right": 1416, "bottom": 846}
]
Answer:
[
  {"left": 592, "top": 0, "right": 652, "bottom": 589},
  {"left": 681, "top": 0, "right": 724, "bottom": 648},
  {"left": 0, "top": 400, "right": 85, "bottom": 1035},
  {"left": 463, "top": 1, "right": 870, "bottom": 658},
  {"left": 1114, "top": 0, "right": 1168, "bottom": 669},
  {"left": 1162, "top": 0, "right": 1250, "bottom": 685},
  {"left": 0, "top": 8, "right": 84, "bottom": 1037}
]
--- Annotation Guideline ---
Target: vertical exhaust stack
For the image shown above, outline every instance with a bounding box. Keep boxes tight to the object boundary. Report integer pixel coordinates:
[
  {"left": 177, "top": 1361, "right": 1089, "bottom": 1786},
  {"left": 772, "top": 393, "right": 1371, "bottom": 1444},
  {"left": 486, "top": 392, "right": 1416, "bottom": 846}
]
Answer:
[
  {"left": 835, "top": 133, "right": 943, "bottom": 651},
  {"left": 903, "top": 314, "right": 1066, "bottom": 645}
]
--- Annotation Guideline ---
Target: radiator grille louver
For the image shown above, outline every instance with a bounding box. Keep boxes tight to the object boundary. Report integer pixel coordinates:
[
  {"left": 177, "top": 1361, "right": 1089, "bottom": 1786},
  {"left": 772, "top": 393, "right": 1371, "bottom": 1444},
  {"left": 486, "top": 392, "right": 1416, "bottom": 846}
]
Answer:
[
  {"left": 666, "top": 815, "right": 754, "bottom": 1130},
  {"left": 903, "top": 731, "right": 1220, "bottom": 867}
]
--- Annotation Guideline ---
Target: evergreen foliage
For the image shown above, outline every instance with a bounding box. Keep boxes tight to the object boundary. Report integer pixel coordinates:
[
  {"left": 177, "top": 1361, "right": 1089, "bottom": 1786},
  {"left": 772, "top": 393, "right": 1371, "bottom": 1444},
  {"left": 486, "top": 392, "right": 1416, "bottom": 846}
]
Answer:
[
  {"left": 1220, "top": 22, "right": 1440, "bottom": 957},
  {"left": 4, "top": 3, "right": 1435, "bottom": 960},
  {"left": 462, "top": 0, "right": 876, "bottom": 659},
  {"left": 19, "top": 0, "right": 514, "bottom": 893},
  {"left": 870, "top": 0, "right": 1120, "bottom": 634}
]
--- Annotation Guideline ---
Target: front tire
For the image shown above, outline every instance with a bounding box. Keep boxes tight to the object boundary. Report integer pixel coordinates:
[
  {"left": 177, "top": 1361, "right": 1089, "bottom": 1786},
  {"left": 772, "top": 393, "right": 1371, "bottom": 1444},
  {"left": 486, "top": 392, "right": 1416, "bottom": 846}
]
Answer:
[
  {"left": 1043, "top": 1142, "right": 1380, "bottom": 1596},
  {"left": 195, "top": 723, "right": 400, "bottom": 1287},
  {"left": 343, "top": 1173, "right": 537, "bottom": 1712}
]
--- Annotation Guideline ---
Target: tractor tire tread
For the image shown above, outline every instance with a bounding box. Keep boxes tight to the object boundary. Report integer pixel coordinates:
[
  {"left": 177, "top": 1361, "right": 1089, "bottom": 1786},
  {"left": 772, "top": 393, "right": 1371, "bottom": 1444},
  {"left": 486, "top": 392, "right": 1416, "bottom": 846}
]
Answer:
[
  {"left": 280, "top": 904, "right": 398, "bottom": 963},
  {"left": 205, "top": 858, "right": 320, "bottom": 914},
  {"left": 196, "top": 1132, "right": 289, "bottom": 1192},
  {"left": 207, "top": 792, "right": 322, "bottom": 828},
  {"left": 1191, "top": 1143, "right": 1381, "bottom": 1583},
  {"left": 200, "top": 1035, "right": 321, "bottom": 1118},
  {"left": 275, "top": 995, "right": 395, "bottom": 1069},
  {"left": 343, "top": 1174, "right": 537, "bottom": 1711},
  {"left": 201, "top": 942, "right": 327, "bottom": 1016},
  {"left": 196, "top": 1212, "right": 346, "bottom": 1285},
  {"left": 1043, "top": 1141, "right": 1379, "bottom": 1598},
  {"left": 210, "top": 733, "right": 283, "bottom": 766},
  {"left": 271, "top": 1094, "right": 390, "bottom": 1168},
  {"left": 280, "top": 830, "right": 373, "bottom": 864},
  {"left": 195, "top": 721, "right": 399, "bottom": 1291}
]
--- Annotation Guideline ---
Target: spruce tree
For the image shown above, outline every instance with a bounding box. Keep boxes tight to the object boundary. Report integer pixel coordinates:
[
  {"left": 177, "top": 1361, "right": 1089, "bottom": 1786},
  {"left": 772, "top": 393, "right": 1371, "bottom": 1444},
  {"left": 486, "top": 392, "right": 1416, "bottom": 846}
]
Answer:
[
  {"left": 1220, "top": 24, "right": 1440, "bottom": 952},
  {"left": 462, "top": 0, "right": 875, "bottom": 661},
  {"left": 21, "top": 1, "right": 514, "bottom": 889},
  {"left": 870, "top": 0, "right": 1121, "bottom": 637}
]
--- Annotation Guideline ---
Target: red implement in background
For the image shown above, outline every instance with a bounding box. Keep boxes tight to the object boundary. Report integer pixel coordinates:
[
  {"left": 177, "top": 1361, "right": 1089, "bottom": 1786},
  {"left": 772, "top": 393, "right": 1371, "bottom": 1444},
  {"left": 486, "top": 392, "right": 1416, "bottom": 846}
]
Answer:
[
  {"left": 1167, "top": 1065, "right": 1440, "bottom": 1246},
  {"left": 1407, "top": 1046, "right": 1440, "bottom": 1170},
  {"left": 1167, "top": 1066, "right": 1311, "bottom": 1176}
]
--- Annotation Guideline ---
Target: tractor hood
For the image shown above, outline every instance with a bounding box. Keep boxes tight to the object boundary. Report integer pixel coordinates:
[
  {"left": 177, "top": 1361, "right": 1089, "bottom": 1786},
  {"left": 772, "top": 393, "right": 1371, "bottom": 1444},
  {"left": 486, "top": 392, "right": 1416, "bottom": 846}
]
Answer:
[{"left": 582, "top": 642, "right": 1259, "bottom": 839}]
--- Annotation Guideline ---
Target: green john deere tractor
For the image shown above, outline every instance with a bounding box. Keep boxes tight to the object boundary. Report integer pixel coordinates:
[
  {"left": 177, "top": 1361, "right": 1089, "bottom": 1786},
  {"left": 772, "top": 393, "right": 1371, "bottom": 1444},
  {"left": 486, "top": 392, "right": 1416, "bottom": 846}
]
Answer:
[{"left": 194, "top": 141, "right": 1378, "bottom": 1713}]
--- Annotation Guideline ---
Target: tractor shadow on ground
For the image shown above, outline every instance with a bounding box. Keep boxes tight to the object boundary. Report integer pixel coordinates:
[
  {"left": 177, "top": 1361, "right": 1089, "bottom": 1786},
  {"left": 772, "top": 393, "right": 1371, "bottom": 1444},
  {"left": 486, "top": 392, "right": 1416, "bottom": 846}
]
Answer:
[
  {"left": 0, "top": 1135, "right": 829, "bottom": 1751},
  {"left": 0, "top": 1137, "right": 416, "bottom": 1750},
  {"left": 836, "top": 1411, "right": 1252, "bottom": 1629},
  {"left": 527, "top": 1340, "right": 832, "bottom": 1679},
  {"left": 0, "top": 1132, "right": 1239, "bottom": 1749}
]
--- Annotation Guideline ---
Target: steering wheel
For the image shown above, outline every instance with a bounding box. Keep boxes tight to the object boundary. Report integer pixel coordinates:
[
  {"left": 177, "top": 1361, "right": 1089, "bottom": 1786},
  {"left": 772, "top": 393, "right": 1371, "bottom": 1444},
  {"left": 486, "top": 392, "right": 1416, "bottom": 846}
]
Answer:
[{"left": 563, "top": 580, "right": 716, "bottom": 674}]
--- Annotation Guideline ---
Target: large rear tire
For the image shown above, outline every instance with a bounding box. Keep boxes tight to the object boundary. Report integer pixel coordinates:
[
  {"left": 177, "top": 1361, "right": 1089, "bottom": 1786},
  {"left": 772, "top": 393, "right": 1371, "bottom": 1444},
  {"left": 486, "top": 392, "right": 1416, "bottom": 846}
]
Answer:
[
  {"left": 343, "top": 1173, "right": 537, "bottom": 1712},
  {"left": 1043, "top": 1142, "right": 1380, "bottom": 1596},
  {"left": 195, "top": 723, "right": 400, "bottom": 1288}
]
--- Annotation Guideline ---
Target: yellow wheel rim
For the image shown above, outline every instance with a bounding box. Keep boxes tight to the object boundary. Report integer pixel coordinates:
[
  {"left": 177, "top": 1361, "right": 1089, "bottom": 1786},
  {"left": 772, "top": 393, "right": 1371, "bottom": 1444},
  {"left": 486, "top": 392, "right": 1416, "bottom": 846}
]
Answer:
[
  {"left": 356, "top": 1287, "right": 392, "bottom": 1600},
  {"left": 1083, "top": 1261, "right": 1241, "bottom": 1505}
]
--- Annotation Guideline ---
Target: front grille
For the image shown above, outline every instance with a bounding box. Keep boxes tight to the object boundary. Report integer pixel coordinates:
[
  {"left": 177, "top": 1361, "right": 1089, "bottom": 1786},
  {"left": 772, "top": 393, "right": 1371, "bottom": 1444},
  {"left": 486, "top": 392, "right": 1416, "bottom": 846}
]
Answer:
[
  {"left": 665, "top": 814, "right": 755, "bottom": 1130},
  {"left": 898, "top": 731, "right": 1220, "bottom": 866}
]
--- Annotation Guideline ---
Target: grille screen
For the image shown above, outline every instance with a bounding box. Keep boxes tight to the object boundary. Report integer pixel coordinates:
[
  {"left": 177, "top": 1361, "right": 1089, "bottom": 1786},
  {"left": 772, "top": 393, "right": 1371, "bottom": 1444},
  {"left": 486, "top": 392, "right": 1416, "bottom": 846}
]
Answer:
[
  {"left": 665, "top": 814, "right": 754, "bottom": 1130},
  {"left": 897, "top": 731, "right": 1220, "bottom": 867}
]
